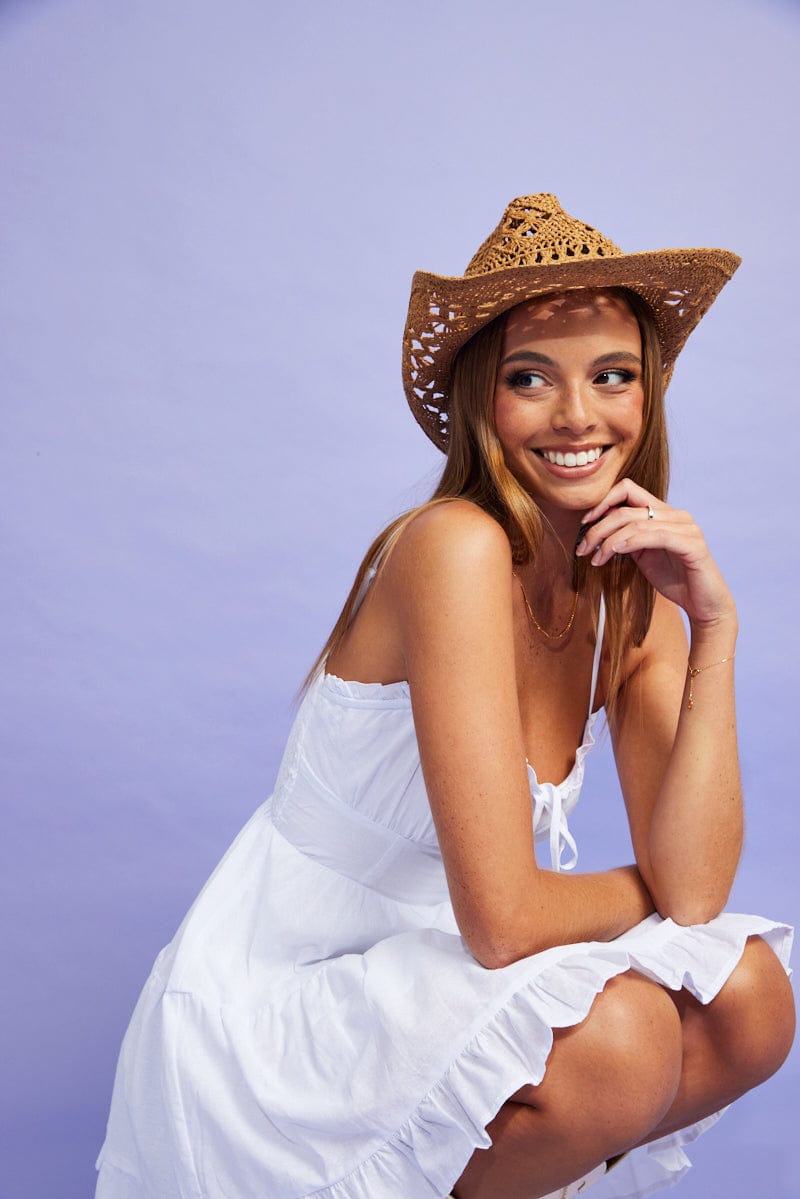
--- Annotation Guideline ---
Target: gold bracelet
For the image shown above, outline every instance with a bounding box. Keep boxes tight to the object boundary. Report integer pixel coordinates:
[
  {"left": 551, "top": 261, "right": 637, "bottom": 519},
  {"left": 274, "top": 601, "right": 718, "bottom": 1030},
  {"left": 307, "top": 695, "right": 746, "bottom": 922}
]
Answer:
[{"left": 686, "top": 653, "right": 735, "bottom": 710}]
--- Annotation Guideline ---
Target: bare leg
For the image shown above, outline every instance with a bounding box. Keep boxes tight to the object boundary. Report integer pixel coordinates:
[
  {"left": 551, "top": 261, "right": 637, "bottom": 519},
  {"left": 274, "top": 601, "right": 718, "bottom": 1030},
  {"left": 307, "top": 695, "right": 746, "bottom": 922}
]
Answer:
[
  {"left": 645, "top": 935, "right": 795, "bottom": 1140},
  {"left": 454, "top": 937, "right": 794, "bottom": 1199},
  {"left": 454, "top": 972, "right": 684, "bottom": 1199}
]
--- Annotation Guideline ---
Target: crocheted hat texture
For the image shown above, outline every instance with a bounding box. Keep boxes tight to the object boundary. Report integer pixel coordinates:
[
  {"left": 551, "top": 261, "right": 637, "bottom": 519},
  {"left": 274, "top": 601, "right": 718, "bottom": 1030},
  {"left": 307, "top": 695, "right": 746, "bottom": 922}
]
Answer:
[{"left": 402, "top": 193, "right": 740, "bottom": 450}]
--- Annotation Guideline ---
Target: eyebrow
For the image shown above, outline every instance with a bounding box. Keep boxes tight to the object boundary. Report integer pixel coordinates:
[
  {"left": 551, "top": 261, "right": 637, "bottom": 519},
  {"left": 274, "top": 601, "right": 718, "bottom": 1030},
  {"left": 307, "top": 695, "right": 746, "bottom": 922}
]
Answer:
[
  {"left": 500, "top": 351, "right": 557, "bottom": 368},
  {"left": 591, "top": 351, "right": 642, "bottom": 368},
  {"left": 500, "top": 350, "right": 642, "bottom": 369}
]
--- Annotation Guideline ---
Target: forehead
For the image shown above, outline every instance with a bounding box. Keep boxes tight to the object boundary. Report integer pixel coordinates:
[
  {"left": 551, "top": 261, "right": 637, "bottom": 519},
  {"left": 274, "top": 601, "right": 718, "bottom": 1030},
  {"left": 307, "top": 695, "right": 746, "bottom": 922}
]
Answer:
[{"left": 503, "top": 289, "right": 640, "bottom": 348}]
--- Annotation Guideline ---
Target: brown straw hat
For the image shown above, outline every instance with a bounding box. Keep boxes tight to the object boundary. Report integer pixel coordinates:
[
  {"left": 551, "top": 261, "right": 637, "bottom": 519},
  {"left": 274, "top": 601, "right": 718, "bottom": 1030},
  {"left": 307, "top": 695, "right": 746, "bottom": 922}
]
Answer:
[{"left": 402, "top": 193, "right": 741, "bottom": 450}]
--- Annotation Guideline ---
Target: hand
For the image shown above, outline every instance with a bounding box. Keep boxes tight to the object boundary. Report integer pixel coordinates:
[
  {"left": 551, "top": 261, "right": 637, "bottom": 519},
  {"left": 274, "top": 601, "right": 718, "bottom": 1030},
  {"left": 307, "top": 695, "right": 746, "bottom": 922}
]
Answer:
[{"left": 575, "top": 478, "right": 736, "bottom": 630}]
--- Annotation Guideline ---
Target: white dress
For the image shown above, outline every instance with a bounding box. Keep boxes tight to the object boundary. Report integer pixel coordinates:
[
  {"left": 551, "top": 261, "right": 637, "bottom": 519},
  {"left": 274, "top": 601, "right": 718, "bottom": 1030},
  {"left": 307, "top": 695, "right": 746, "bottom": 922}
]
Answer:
[{"left": 95, "top": 600, "right": 793, "bottom": 1199}]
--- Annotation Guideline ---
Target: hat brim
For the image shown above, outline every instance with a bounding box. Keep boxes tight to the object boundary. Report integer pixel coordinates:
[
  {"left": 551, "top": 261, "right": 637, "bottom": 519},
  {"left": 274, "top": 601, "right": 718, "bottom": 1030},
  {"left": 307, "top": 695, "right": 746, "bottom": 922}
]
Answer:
[{"left": 402, "top": 247, "right": 741, "bottom": 450}]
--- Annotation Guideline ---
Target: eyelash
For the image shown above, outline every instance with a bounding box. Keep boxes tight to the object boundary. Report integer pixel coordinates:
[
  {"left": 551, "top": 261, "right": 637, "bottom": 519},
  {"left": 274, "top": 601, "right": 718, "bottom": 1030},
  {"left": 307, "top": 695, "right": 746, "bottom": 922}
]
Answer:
[
  {"left": 502, "top": 370, "right": 545, "bottom": 391},
  {"left": 504, "top": 368, "right": 637, "bottom": 390},
  {"left": 595, "top": 368, "right": 636, "bottom": 386}
]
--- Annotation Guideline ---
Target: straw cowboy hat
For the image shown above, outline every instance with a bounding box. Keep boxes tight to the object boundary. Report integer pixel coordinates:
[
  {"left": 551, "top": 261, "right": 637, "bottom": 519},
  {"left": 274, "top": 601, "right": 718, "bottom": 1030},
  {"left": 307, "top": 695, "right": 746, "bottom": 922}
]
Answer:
[{"left": 402, "top": 193, "right": 740, "bottom": 450}]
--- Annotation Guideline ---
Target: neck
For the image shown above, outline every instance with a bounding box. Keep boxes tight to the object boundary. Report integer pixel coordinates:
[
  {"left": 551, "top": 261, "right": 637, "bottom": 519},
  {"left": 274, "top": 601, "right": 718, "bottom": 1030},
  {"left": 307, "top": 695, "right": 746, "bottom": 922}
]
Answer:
[
  {"left": 531, "top": 519, "right": 580, "bottom": 584},
  {"left": 516, "top": 526, "right": 580, "bottom": 639},
  {"left": 535, "top": 501, "right": 585, "bottom": 550}
]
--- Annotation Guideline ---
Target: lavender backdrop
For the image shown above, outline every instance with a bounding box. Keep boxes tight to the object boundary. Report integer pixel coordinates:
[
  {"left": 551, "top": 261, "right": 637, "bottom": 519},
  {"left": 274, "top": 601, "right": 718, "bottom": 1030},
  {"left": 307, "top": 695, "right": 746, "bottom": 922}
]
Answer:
[{"left": 1, "top": 2, "right": 798, "bottom": 1197}]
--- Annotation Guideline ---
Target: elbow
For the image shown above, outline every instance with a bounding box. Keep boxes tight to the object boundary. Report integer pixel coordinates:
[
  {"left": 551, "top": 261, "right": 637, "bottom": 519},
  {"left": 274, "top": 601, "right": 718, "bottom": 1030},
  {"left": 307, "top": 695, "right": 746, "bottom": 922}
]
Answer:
[
  {"left": 456, "top": 893, "right": 533, "bottom": 969},
  {"left": 646, "top": 852, "right": 736, "bottom": 927},
  {"left": 659, "top": 902, "right": 724, "bottom": 927},
  {"left": 463, "top": 924, "right": 519, "bottom": 969},
  {"left": 654, "top": 887, "right": 730, "bottom": 927},
  {"left": 472, "top": 942, "right": 521, "bottom": 970},
  {"left": 454, "top": 874, "right": 562, "bottom": 968},
  {"left": 463, "top": 916, "right": 549, "bottom": 970}
]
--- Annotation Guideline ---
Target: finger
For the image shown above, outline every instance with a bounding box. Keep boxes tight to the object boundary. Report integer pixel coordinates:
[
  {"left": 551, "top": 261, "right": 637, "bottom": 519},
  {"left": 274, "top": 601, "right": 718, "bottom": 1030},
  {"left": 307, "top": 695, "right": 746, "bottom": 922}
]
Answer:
[
  {"left": 582, "top": 478, "right": 659, "bottom": 524},
  {"left": 576, "top": 505, "right": 689, "bottom": 557},
  {"left": 588, "top": 519, "right": 704, "bottom": 567}
]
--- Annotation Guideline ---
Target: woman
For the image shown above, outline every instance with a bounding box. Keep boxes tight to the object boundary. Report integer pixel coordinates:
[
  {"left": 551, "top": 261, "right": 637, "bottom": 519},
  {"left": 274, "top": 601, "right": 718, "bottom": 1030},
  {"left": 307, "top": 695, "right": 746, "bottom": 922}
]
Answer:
[{"left": 96, "top": 194, "right": 795, "bottom": 1199}]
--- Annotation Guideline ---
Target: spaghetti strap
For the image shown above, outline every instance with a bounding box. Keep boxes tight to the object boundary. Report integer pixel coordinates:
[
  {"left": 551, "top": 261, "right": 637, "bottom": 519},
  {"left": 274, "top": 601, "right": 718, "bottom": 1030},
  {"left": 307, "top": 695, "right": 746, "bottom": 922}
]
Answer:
[
  {"left": 350, "top": 565, "right": 378, "bottom": 619},
  {"left": 349, "top": 517, "right": 417, "bottom": 621},
  {"left": 588, "top": 594, "right": 606, "bottom": 718}
]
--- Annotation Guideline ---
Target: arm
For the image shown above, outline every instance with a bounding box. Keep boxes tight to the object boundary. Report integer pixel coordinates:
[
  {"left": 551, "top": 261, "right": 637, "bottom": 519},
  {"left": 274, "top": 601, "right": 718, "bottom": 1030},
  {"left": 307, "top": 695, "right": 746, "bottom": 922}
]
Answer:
[
  {"left": 384, "top": 500, "right": 654, "bottom": 969},
  {"left": 579, "top": 481, "right": 743, "bottom": 925}
]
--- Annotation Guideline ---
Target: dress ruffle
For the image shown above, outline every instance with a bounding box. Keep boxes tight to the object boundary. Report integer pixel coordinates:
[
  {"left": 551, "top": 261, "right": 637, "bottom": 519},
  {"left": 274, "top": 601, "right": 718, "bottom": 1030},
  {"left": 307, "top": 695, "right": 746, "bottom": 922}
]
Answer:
[
  {"left": 97, "top": 851, "right": 792, "bottom": 1199},
  {"left": 295, "top": 915, "right": 792, "bottom": 1199}
]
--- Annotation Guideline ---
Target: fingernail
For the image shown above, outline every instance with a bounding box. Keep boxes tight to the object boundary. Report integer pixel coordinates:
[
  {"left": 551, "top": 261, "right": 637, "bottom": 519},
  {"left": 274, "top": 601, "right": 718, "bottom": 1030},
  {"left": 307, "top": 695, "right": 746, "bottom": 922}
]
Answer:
[{"left": 575, "top": 523, "right": 592, "bottom": 556}]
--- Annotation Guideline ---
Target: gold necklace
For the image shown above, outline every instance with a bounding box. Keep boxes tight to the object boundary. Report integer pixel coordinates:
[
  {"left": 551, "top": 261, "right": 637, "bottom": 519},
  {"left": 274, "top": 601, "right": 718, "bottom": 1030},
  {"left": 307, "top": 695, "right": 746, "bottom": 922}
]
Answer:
[{"left": 514, "top": 571, "right": 581, "bottom": 640}]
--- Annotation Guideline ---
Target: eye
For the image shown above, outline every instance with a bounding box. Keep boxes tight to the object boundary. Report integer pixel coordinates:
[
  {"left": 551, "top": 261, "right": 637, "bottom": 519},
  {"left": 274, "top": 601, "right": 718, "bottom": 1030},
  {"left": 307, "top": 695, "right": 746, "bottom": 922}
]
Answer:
[
  {"left": 505, "top": 369, "right": 548, "bottom": 391},
  {"left": 594, "top": 368, "right": 635, "bottom": 386}
]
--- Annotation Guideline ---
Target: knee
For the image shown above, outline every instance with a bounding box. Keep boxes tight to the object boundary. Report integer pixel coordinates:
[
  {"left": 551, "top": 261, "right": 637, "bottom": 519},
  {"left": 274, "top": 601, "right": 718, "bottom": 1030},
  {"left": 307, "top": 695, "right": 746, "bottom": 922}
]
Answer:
[
  {"left": 575, "top": 972, "right": 684, "bottom": 1135},
  {"left": 710, "top": 936, "right": 796, "bottom": 1087}
]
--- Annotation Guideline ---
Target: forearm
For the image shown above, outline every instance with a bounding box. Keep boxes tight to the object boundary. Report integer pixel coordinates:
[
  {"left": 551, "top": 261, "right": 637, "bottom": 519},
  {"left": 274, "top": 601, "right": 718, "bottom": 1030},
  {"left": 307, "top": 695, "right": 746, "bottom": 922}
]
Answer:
[
  {"left": 461, "top": 863, "right": 655, "bottom": 970},
  {"left": 646, "top": 615, "right": 742, "bottom": 923}
]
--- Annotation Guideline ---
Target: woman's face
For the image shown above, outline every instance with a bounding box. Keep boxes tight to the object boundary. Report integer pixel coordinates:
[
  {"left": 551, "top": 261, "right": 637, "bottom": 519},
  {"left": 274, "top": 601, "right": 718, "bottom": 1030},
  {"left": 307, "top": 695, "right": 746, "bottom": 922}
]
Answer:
[{"left": 493, "top": 289, "right": 644, "bottom": 522}]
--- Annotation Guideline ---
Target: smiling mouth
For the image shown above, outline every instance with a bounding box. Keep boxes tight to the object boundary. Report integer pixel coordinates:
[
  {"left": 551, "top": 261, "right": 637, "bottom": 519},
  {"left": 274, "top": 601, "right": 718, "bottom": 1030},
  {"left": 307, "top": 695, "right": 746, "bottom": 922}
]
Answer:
[{"left": 535, "top": 446, "right": 607, "bottom": 468}]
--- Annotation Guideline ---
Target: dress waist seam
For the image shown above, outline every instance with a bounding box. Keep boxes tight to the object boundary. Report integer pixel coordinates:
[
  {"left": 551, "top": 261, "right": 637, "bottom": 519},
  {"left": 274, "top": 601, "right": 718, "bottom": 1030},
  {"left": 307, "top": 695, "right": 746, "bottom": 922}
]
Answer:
[{"left": 269, "top": 806, "right": 450, "bottom": 908}]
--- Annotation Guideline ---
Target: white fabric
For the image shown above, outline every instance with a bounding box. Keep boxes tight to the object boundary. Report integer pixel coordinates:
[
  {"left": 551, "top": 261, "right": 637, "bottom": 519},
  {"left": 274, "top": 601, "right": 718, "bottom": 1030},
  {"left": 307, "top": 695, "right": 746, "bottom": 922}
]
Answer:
[
  {"left": 96, "top": 631, "right": 793, "bottom": 1199},
  {"left": 533, "top": 593, "right": 605, "bottom": 874}
]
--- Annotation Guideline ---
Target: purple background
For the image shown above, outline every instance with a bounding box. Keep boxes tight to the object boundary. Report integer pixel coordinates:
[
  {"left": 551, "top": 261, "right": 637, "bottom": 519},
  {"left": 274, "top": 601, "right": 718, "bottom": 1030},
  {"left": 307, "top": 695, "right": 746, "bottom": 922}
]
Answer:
[{"left": 1, "top": 2, "right": 798, "bottom": 1196}]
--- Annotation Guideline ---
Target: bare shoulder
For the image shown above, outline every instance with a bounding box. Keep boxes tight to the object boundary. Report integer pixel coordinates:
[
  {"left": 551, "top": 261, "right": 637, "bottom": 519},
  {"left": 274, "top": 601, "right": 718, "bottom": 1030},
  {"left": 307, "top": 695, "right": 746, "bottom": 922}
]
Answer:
[
  {"left": 378, "top": 499, "right": 515, "bottom": 682},
  {"left": 329, "top": 501, "right": 511, "bottom": 684},
  {"left": 385, "top": 499, "right": 511, "bottom": 596}
]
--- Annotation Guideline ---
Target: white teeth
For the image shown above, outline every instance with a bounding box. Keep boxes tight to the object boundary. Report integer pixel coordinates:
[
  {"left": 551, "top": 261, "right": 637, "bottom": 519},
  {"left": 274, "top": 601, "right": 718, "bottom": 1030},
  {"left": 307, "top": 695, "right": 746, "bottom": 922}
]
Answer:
[{"left": 542, "top": 447, "right": 602, "bottom": 467}]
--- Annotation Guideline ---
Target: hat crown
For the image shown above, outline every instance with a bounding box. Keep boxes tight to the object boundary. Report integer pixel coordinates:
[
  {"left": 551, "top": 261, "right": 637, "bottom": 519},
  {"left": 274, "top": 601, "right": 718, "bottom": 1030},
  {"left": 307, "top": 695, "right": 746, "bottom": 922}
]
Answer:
[{"left": 465, "top": 193, "right": 623, "bottom": 278}]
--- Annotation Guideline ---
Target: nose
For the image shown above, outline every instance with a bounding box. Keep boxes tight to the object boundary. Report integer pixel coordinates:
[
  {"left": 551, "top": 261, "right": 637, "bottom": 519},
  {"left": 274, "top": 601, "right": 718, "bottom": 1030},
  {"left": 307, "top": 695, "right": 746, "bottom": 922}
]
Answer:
[{"left": 552, "top": 381, "right": 597, "bottom": 435}]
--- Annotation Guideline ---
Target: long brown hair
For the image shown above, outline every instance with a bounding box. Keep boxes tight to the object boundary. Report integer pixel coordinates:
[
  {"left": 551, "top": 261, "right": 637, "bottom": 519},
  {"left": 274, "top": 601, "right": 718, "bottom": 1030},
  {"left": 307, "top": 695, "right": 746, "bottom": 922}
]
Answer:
[{"left": 307, "top": 287, "right": 668, "bottom": 714}]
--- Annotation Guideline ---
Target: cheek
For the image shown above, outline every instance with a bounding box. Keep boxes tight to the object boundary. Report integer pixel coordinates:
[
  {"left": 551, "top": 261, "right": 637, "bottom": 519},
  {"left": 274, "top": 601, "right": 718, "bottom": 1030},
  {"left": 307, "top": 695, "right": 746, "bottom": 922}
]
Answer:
[
  {"left": 620, "top": 395, "right": 646, "bottom": 462},
  {"left": 628, "top": 395, "right": 647, "bottom": 443},
  {"left": 631, "top": 410, "right": 645, "bottom": 442},
  {"left": 621, "top": 390, "right": 645, "bottom": 439},
  {"left": 493, "top": 390, "right": 525, "bottom": 451}
]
